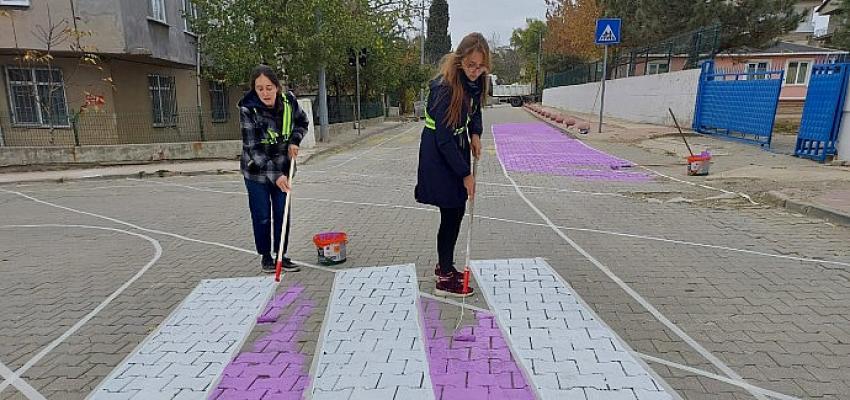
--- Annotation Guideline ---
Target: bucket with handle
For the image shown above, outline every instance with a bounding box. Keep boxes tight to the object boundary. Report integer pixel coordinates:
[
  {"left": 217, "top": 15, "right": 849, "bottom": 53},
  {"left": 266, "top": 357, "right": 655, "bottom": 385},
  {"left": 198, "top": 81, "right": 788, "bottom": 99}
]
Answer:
[{"left": 313, "top": 232, "right": 347, "bottom": 265}]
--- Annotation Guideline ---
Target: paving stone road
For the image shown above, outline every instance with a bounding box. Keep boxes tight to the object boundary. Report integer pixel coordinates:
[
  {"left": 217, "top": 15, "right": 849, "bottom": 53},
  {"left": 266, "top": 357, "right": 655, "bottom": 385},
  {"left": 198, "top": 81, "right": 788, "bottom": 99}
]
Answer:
[{"left": 1, "top": 106, "right": 849, "bottom": 400}]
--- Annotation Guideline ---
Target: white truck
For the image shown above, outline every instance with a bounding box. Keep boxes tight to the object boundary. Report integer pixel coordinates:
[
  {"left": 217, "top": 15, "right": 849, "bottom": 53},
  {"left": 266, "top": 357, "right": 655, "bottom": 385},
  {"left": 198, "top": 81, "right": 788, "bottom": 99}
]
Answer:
[{"left": 488, "top": 74, "right": 534, "bottom": 107}]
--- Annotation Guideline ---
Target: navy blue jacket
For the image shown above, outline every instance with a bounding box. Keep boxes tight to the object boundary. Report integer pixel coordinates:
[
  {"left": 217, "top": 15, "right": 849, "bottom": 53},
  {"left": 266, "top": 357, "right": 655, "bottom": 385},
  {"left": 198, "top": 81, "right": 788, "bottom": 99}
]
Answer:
[
  {"left": 238, "top": 89, "right": 309, "bottom": 184},
  {"left": 415, "top": 76, "right": 484, "bottom": 208}
]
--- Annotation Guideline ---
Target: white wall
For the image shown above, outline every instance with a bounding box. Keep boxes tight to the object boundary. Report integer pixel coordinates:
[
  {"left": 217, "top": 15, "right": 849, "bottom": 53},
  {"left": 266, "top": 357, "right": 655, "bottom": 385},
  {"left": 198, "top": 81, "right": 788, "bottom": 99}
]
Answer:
[
  {"left": 542, "top": 69, "right": 702, "bottom": 127},
  {"left": 297, "top": 99, "right": 316, "bottom": 149}
]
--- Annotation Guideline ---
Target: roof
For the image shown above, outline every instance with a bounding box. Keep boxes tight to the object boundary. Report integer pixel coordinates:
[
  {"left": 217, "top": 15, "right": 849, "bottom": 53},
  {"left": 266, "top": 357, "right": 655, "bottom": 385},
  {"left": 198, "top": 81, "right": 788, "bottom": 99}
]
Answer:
[
  {"left": 718, "top": 41, "right": 848, "bottom": 56},
  {"left": 817, "top": 0, "right": 840, "bottom": 14}
]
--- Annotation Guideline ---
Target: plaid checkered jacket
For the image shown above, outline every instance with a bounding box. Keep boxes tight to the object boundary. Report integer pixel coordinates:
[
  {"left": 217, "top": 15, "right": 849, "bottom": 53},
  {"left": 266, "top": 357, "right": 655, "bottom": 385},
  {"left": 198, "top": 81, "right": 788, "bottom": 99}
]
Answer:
[{"left": 238, "top": 90, "right": 309, "bottom": 184}]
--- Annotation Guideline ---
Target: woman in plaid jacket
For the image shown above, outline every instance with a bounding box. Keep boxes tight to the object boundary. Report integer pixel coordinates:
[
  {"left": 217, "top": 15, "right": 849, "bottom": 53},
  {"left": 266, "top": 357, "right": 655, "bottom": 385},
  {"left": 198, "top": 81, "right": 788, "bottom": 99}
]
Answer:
[{"left": 238, "top": 65, "right": 310, "bottom": 273}]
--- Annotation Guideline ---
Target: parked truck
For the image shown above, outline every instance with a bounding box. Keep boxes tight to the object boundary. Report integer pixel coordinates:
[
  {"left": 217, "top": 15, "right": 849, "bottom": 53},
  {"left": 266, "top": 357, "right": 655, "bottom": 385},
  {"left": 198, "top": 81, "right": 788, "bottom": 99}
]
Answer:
[{"left": 488, "top": 74, "right": 534, "bottom": 107}]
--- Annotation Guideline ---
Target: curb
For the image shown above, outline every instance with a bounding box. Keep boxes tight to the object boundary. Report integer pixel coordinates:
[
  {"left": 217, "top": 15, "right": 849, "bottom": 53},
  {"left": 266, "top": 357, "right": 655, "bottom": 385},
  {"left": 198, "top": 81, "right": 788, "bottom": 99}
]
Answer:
[
  {"left": 762, "top": 191, "right": 850, "bottom": 228},
  {"left": 0, "top": 121, "right": 412, "bottom": 185},
  {"left": 522, "top": 106, "right": 581, "bottom": 139}
]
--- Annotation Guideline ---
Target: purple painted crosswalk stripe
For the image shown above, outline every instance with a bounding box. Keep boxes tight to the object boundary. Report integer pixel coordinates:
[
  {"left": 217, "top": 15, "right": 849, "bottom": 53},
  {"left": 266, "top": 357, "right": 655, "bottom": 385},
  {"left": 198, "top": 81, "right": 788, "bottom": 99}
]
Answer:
[
  {"left": 421, "top": 298, "right": 536, "bottom": 400},
  {"left": 493, "top": 122, "right": 653, "bottom": 181},
  {"left": 209, "top": 285, "right": 314, "bottom": 400},
  {"left": 256, "top": 286, "right": 304, "bottom": 324}
]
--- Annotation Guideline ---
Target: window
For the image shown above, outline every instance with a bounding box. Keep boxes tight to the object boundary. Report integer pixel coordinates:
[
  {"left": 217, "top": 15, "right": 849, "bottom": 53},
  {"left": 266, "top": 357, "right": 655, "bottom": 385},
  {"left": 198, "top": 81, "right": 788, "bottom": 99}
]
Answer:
[
  {"left": 785, "top": 60, "right": 812, "bottom": 85},
  {"left": 150, "top": 0, "right": 166, "bottom": 23},
  {"left": 647, "top": 61, "right": 670, "bottom": 75},
  {"left": 209, "top": 81, "right": 229, "bottom": 122},
  {"left": 0, "top": 0, "right": 31, "bottom": 6},
  {"left": 5, "top": 67, "right": 69, "bottom": 127},
  {"left": 745, "top": 61, "right": 769, "bottom": 80},
  {"left": 182, "top": 0, "right": 197, "bottom": 33},
  {"left": 148, "top": 75, "right": 176, "bottom": 126}
]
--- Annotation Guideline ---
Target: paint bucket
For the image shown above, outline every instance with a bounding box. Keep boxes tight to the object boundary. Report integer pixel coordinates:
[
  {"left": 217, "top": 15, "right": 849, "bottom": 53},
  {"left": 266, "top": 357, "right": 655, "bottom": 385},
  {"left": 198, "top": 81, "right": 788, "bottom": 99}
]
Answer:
[
  {"left": 313, "top": 232, "right": 347, "bottom": 265},
  {"left": 686, "top": 153, "right": 711, "bottom": 176}
]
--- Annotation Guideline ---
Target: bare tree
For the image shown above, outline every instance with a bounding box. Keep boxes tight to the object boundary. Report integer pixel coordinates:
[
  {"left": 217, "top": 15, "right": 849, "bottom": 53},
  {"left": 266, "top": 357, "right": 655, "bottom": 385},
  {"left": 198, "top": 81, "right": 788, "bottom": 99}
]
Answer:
[{"left": 3, "top": 2, "right": 108, "bottom": 145}]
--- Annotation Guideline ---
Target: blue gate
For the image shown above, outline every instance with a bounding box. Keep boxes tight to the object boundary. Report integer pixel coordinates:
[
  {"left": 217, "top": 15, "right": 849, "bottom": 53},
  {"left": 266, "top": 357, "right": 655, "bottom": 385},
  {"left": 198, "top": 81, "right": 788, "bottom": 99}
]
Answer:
[
  {"left": 693, "top": 60, "right": 784, "bottom": 147},
  {"left": 795, "top": 63, "right": 850, "bottom": 162}
]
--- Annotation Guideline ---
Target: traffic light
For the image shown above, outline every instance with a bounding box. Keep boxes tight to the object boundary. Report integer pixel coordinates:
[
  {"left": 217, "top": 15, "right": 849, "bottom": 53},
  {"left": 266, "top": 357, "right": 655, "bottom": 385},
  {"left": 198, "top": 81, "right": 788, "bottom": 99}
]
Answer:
[
  {"left": 359, "top": 48, "right": 367, "bottom": 67},
  {"left": 348, "top": 48, "right": 356, "bottom": 67}
]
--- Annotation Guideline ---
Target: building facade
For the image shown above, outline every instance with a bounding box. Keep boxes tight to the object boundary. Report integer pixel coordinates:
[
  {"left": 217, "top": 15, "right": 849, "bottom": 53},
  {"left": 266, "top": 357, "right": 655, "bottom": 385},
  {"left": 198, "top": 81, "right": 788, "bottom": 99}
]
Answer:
[{"left": 0, "top": 0, "right": 243, "bottom": 146}]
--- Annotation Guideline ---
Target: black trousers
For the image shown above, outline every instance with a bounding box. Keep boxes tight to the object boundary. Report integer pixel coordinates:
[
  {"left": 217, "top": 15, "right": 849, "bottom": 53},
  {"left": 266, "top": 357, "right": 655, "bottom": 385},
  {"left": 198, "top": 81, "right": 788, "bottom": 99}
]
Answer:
[{"left": 437, "top": 206, "right": 466, "bottom": 273}]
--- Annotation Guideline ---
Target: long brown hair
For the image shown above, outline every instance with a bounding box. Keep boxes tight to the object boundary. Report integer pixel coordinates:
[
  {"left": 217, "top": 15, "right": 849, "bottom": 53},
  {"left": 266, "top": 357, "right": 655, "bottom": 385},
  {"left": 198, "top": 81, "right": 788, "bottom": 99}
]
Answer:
[{"left": 436, "top": 32, "right": 490, "bottom": 127}]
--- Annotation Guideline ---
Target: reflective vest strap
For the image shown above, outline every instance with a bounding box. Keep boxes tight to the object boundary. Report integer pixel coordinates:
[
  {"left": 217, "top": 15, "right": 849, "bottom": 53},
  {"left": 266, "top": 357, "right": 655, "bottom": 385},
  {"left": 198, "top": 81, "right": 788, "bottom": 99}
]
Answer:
[
  {"left": 424, "top": 109, "right": 436, "bottom": 129},
  {"left": 281, "top": 93, "right": 292, "bottom": 138},
  {"left": 424, "top": 97, "right": 474, "bottom": 133}
]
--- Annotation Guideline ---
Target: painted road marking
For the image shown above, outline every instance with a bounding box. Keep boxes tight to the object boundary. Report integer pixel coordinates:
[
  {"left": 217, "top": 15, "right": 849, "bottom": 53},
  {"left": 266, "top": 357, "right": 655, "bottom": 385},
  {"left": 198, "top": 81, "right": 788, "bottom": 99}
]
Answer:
[
  {"left": 420, "top": 298, "right": 535, "bottom": 400},
  {"left": 209, "top": 285, "right": 314, "bottom": 400},
  {"left": 308, "top": 264, "right": 434, "bottom": 400},
  {"left": 87, "top": 277, "right": 275, "bottom": 400},
  {"left": 471, "top": 258, "right": 674, "bottom": 400},
  {"left": 492, "top": 123, "right": 652, "bottom": 181}
]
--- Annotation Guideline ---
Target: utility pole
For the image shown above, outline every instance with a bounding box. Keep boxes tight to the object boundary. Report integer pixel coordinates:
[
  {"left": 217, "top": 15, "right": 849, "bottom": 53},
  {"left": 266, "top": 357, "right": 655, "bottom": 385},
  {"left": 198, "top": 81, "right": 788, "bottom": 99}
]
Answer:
[
  {"left": 355, "top": 51, "right": 362, "bottom": 135},
  {"left": 195, "top": 35, "right": 205, "bottom": 141},
  {"left": 349, "top": 48, "right": 366, "bottom": 135},
  {"left": 536, "top": 32, "right": 542, "bottom": 100},
  {"left": 316, "top": 9, "right": 329, "bottom": 142},
  {"left": 419, "top": 0, "right": 425, "bottom": 105}
]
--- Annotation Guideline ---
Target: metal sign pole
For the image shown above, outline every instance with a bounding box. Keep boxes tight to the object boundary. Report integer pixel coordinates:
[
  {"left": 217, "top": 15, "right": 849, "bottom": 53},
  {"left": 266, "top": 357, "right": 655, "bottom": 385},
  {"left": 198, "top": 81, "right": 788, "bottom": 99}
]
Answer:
[{"left": 599, "top": 45, "right": 608, "bottom": 133}]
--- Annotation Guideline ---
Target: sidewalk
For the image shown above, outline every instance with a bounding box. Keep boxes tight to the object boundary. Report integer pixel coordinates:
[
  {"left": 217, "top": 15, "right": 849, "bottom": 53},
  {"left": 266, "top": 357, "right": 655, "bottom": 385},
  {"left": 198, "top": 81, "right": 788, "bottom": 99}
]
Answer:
[
  {"left": 0, "top": 119, "right": 414, "bottom": 185},
  {"left": 530, "top": 105, "right": 850, "bottom": 226}
]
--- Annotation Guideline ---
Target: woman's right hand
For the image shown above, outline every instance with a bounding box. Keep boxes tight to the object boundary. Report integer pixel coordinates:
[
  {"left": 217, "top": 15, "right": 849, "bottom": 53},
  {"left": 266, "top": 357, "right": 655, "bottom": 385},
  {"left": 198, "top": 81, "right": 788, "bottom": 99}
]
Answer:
[
  {"left": 463, "top": 174, "right": 475, "bottom": 199},
  {"left": 276, "top": 175, "right": 291, "bottom": 193}
]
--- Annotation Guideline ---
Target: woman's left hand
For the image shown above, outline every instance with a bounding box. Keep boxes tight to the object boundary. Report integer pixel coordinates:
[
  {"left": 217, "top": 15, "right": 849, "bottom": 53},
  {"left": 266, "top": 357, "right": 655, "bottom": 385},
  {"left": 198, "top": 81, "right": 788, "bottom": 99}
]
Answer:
[
  {"left": 289, "top": 144, "right": 299, "bottom": 160},
  {"left": 470, "top": 134, "right": 481, "bottom": 160}
]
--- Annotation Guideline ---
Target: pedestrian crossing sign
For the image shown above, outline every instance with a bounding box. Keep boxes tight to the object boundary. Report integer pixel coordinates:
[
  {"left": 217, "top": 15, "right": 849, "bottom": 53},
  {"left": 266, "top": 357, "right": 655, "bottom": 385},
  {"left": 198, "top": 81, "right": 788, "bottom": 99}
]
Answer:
[{"left": 595, "top": 18, "right": 621, "bottom": 45}]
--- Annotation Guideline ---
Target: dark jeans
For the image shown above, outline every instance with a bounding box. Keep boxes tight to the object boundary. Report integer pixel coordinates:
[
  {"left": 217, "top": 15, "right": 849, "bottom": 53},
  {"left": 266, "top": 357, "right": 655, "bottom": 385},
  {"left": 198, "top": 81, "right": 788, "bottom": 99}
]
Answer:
[
  {"left": 245, "top": 178, "right": 291, "bottom": 257},
  {"left": 437, "top": 206, "right": 466, "bottom": 273}
]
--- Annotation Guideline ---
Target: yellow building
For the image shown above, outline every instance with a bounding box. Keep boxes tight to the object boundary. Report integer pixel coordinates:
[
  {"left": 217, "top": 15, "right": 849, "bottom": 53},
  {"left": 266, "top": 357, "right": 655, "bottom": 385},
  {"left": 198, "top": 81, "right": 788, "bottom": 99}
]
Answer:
[{"left": 0, "top": 0, "right": 243, "bottom": 146}]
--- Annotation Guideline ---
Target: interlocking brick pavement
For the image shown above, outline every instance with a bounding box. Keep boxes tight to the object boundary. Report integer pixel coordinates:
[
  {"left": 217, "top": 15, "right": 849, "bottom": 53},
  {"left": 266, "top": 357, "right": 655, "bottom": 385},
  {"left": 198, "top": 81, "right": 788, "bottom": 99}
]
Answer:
[
  {"left": 88, "top": 277, "right": 275, "bottom": 400},
  {"left": 471, "top": 258, "right": 673, "bottom": 400},
  {"left": 308, "top": 265, "right": 433, "bottom": 400}
]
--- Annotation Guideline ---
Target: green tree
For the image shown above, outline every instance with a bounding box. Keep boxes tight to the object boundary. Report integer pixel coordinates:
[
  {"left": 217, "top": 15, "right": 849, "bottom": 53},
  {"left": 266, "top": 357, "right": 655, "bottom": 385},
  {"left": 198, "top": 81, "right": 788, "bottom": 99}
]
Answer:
[
  {"left": 827, "top": 0, "right": 850, "bottom": 50},
  {"left": 425, "top": 0, "right": 451, "bottom": 64},
  {"left": 510, "top": 19, "right": 548, "bottom": 84},
  {"left": 490, "top": 46, "right": 523, "bottom": 84},
  {"left": 189, "top": 0, "right": 418, "bottom": 95},
  {"left": 599, "top": 0, "right": 804, "bottom": 50}
]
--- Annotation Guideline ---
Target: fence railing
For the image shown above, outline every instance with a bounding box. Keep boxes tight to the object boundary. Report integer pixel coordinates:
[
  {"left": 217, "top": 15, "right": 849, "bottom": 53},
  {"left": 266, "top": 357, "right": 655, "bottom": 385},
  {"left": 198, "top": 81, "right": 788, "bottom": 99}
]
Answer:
[
  {"left": 692, "top": 60, "right": 784, "bottom": 147},
  {"left": 545, "top": 24, "right": 722, "bottom": 89},
  {"left": 1, "top": 96, "right": 386, "bottom": 147},
  {"left": 0, "top": 108, "right": 240, "bottom": 147},
  {"left": 315, "top": 96, "right": 385, "bottom": 125}
]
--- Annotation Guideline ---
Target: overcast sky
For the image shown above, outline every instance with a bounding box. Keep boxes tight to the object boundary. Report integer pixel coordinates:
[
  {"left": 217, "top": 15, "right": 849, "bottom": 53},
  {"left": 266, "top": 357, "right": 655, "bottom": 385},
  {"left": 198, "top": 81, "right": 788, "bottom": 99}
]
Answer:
[{"left": 442, "top": 0, "right": 549, "bottom": 48}]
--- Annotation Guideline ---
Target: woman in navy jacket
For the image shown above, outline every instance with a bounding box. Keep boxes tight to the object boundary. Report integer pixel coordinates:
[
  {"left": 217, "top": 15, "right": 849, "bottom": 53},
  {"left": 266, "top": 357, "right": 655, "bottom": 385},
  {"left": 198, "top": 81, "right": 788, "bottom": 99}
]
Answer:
[{"left": 415, "top": 33, "right": 490, "bottom": 297}]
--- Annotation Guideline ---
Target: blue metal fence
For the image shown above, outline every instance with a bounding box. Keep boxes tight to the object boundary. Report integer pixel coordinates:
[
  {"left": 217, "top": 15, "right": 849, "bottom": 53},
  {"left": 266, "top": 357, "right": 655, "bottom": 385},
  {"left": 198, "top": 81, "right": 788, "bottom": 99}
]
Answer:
[
  {"left": 795, "top": 63, "right": 850, "bottom": 162},
  {"left": 692, "top": 60, "right": 783, "bottom": 147}
]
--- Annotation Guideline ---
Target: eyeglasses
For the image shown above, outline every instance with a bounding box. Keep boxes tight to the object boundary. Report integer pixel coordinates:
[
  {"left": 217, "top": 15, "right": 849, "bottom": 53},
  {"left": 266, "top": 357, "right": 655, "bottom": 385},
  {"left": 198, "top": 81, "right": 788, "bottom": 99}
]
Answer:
[{"left": 461, "top": 60, "right": 487, "bottom": 73}]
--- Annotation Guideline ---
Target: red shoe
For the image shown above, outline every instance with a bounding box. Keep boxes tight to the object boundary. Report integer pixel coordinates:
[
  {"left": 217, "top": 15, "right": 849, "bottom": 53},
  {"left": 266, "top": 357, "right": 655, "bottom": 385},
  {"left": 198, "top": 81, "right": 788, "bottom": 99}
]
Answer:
[
  {"left": 435, "top": 273, "right": 474, "bottom": 298},
  {"left": 434, "top": 263, "right": 459, "bottom": 278}
]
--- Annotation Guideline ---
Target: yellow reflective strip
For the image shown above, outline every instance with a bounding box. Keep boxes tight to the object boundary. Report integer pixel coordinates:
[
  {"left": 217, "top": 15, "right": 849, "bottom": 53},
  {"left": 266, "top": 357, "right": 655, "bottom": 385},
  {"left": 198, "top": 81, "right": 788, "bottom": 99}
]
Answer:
[
  {"left": 281, "top": 95, "right": 292, "bottom": 137},
  {"left": 424, "top": 108, "right": 436, "bottom": 129}
]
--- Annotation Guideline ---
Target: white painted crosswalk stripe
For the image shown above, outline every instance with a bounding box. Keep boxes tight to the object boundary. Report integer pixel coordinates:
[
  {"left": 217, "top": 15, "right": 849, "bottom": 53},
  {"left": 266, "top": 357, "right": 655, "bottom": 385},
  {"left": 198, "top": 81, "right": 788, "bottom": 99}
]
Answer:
[
  {"left": 87, "top": 277, "right": 276, "bottom": 400},
  {"left": 471, "top": 258, "right": 675, "bottom": 400},
  {"left": 309, "top": 264, "right": 435, "bottom": 400}
]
